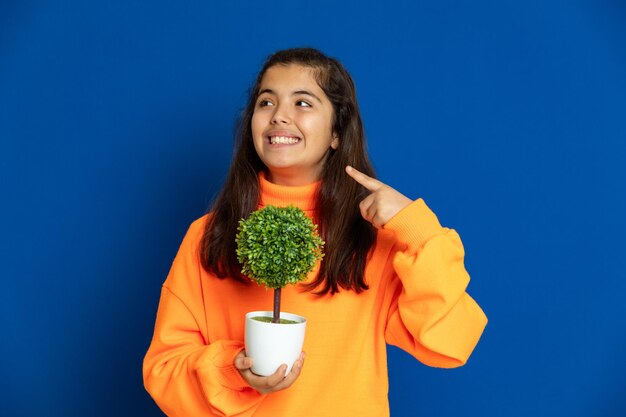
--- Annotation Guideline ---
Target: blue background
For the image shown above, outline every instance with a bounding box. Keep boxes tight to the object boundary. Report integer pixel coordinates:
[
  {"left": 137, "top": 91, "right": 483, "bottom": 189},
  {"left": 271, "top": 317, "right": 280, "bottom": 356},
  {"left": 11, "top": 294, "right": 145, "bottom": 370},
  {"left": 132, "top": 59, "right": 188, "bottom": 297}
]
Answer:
[{"left": 1, "top": 1, "right": 625, "bottom": 416}]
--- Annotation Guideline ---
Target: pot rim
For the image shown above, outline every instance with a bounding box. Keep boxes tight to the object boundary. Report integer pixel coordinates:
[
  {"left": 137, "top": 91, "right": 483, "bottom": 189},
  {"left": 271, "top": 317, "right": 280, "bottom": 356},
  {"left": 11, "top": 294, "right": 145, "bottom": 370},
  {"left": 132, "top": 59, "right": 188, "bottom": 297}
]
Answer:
[{"left": 246, "top": 310, "right": 307, "bottom": 324}]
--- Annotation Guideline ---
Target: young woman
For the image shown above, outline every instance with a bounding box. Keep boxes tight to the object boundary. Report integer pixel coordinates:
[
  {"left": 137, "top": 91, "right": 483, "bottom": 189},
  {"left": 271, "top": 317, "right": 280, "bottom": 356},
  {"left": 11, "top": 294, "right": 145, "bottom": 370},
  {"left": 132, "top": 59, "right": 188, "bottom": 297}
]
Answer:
[{"left": 143, "top": 48, "right": 487, "bottom": 417}]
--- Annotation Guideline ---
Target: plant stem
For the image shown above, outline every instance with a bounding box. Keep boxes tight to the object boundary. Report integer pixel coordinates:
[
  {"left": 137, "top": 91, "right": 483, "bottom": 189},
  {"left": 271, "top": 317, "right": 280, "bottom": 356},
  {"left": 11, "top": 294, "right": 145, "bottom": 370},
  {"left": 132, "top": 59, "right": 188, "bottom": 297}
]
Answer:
[{"left": 273, "top": 288, "right": 281, "bottom": 323}]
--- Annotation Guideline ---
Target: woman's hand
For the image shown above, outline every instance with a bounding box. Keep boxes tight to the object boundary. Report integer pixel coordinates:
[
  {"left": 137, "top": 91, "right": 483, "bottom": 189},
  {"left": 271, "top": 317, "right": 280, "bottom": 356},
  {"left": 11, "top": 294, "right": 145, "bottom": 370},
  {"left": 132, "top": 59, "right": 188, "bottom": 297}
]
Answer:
[
  {"left": 346, "top": 165, "right": 412, "bottom": 229},
  {"left": 234, "top": 350, "right": 305, "bottom": 395}
]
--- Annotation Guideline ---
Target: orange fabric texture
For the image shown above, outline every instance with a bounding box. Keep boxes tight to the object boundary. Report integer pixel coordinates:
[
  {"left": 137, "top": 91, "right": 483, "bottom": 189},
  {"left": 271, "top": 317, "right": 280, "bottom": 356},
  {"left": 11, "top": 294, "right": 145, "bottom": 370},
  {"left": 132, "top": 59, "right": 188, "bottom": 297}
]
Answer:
[{"left": 143, "top": 174, "right": 488, "bottom": 417}]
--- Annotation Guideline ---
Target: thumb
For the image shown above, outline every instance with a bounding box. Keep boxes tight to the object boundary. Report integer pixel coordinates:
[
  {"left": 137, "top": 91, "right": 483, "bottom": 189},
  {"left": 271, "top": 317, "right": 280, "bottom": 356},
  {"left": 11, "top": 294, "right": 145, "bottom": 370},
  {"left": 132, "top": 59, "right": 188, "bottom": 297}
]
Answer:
[{"left": 234, "top": 354, "right": 253, "bottom": 370}]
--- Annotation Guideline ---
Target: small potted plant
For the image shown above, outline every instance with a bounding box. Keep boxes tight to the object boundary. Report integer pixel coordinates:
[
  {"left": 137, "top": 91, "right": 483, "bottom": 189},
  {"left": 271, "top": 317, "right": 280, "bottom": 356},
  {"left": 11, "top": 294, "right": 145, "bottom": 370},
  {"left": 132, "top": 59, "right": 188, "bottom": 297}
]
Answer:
[{"left": 236, "top": 205, "right": 324, "bottom": 376}]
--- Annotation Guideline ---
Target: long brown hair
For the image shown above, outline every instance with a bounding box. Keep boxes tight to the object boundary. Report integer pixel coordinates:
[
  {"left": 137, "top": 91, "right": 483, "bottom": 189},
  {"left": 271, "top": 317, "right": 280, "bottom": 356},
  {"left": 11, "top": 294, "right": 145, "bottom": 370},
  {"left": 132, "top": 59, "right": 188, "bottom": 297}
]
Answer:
[{"left": 200, "top": 47, "right": 376, "bottom": 295}]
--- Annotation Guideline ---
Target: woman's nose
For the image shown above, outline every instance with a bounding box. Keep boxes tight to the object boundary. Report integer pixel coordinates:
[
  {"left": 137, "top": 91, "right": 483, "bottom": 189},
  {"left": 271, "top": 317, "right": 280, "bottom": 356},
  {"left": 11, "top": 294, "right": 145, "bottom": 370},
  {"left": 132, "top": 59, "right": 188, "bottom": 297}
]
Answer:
[{"left": 271, "top": 104, "right": 291, "bottom": 125}]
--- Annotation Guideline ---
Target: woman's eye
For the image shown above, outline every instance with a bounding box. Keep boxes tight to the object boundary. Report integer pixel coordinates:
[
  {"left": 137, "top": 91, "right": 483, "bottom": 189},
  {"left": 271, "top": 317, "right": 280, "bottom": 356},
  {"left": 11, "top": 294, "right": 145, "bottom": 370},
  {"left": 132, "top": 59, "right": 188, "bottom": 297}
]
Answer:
[
  {"left": 258, "top": 99, "right": 274, "bottom": 107},
  {"left": 296, "top": 100, "right": 311, "bottom": 107}
]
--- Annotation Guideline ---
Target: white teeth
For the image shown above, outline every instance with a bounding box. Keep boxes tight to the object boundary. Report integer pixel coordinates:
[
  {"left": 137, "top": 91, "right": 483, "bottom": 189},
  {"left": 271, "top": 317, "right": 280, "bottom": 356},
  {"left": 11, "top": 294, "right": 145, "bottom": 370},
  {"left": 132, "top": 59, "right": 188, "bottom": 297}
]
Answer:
[{"left": 269, "top": 136, "right": 300, "bottom": 144}]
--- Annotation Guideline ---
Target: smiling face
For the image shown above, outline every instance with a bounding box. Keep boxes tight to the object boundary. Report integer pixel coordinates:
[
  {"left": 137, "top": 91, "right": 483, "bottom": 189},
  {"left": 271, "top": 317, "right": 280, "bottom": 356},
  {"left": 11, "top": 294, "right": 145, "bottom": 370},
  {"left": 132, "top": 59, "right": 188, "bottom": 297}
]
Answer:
[{"left": 251, "top": 64, "right": 339, "bottom": 186}]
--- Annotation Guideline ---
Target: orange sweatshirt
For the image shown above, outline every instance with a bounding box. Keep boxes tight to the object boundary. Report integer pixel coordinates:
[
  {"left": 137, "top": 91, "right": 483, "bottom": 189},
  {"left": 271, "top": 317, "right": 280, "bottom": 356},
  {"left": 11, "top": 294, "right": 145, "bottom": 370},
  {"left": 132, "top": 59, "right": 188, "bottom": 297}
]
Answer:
[{"left": 143, "top": 174, "right": 487, "bottom": 417}]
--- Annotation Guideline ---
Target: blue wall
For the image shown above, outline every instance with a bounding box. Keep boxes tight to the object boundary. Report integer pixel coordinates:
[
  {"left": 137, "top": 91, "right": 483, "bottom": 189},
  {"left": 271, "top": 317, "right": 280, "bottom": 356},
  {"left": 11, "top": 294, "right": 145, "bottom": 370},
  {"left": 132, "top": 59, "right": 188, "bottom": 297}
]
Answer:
[{"left": 1, "top": 1, "right": 625, "bottom": 416}]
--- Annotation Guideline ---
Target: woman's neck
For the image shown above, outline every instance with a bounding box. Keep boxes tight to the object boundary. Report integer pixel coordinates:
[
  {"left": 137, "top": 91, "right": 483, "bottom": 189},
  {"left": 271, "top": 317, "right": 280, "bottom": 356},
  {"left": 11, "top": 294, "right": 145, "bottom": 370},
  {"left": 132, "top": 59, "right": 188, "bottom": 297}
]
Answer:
[{"left": 264, "top": 168, "right": 322, "bottom": 187}]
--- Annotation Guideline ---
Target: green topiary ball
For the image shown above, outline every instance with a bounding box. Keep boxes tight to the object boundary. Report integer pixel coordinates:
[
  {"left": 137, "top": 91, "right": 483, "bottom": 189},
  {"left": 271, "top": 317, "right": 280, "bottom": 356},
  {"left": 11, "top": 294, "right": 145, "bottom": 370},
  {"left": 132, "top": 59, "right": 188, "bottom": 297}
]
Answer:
[{"left": 236, "top": 205, "right": 324, "bottom": 290}]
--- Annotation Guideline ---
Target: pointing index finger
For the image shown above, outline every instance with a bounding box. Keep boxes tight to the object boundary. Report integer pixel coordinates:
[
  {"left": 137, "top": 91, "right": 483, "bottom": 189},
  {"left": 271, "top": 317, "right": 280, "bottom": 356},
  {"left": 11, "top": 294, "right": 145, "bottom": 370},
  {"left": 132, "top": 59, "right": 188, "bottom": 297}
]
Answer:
[{"left": 345, "top": 165, "right": 382, "bottom": 191}]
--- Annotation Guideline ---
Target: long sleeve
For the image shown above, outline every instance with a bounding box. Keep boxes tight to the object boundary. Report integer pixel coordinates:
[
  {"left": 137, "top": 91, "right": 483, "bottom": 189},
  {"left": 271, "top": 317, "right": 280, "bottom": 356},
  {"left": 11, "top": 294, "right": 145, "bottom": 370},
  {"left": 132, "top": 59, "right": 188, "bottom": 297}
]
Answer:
[
  {"left": 383, "top": 199, "right": 487, "bottom": 368},
  {"left": 143, "top": 219, "right": 263, "bottom": 417}
]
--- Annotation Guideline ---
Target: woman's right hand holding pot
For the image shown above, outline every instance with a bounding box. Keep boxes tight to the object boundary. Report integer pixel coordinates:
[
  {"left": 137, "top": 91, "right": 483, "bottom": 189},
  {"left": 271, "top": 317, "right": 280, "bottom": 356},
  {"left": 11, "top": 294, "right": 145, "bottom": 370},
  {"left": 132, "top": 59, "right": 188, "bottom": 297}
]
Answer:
[{"left": 234, "top": 351, "right": 305, "bottom": 394}]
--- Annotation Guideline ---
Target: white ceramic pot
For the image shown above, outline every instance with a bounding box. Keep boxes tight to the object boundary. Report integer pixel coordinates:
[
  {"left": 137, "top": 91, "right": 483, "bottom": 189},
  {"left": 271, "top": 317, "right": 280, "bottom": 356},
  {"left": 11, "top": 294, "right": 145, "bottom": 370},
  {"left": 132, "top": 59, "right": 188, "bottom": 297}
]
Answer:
[{"left": 244, "top": 311, "right": 307, "bottom": 377}]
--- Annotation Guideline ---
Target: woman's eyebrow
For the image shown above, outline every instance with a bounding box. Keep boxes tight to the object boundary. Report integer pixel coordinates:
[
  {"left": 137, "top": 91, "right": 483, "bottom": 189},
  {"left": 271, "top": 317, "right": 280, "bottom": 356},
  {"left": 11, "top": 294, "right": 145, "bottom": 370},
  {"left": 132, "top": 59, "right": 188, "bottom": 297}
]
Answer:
[
  {"left": 258, "top": 88, "right": 274, "bottom": 96},
  {"left": 258, "top": 88, "right": 322, "bottom": 103},
  {"left": 293, "top": 90, "right": 322, "bottom": 103}
]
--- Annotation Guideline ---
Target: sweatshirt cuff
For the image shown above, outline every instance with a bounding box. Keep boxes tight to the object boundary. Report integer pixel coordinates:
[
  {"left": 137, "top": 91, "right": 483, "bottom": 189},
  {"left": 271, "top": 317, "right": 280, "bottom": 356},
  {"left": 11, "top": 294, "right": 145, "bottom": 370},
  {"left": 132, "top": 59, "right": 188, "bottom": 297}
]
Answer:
[
  {"left": 196, "top": 342, "right": 251, "bottom": 392},
  {"left": 383, "top": 198, "right": 444, "bottom": 252}
]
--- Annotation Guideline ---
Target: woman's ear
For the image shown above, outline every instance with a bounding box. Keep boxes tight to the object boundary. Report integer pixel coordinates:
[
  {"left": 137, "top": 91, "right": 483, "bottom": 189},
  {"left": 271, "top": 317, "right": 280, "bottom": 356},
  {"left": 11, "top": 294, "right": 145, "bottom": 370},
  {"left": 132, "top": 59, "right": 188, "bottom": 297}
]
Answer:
[{"left": 331, "top": 135, "right": 339, "bottom": 150}]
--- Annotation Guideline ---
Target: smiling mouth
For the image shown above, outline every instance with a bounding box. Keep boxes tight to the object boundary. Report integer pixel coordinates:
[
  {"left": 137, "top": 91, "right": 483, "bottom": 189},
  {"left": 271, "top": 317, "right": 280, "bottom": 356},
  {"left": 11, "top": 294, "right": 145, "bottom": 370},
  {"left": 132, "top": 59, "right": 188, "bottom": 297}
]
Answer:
[{"left": 268, "top": 135, "right": 302, "bottom": 145}]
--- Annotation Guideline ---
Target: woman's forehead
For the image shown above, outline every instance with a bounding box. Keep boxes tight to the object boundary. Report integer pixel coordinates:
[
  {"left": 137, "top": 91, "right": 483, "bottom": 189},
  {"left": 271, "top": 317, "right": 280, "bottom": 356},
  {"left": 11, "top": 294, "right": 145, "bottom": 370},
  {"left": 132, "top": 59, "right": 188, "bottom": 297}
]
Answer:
[{"left": 259, "top": 64, "right": 323, "bottom": 92}]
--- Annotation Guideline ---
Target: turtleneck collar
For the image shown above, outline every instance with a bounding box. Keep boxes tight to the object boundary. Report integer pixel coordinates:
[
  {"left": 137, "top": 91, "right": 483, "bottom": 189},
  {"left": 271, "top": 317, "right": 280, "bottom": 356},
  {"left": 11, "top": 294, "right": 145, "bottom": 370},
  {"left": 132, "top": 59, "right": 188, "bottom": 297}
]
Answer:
[{"left": 258, "top": 171, "right": 319, "bottom": 214}]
